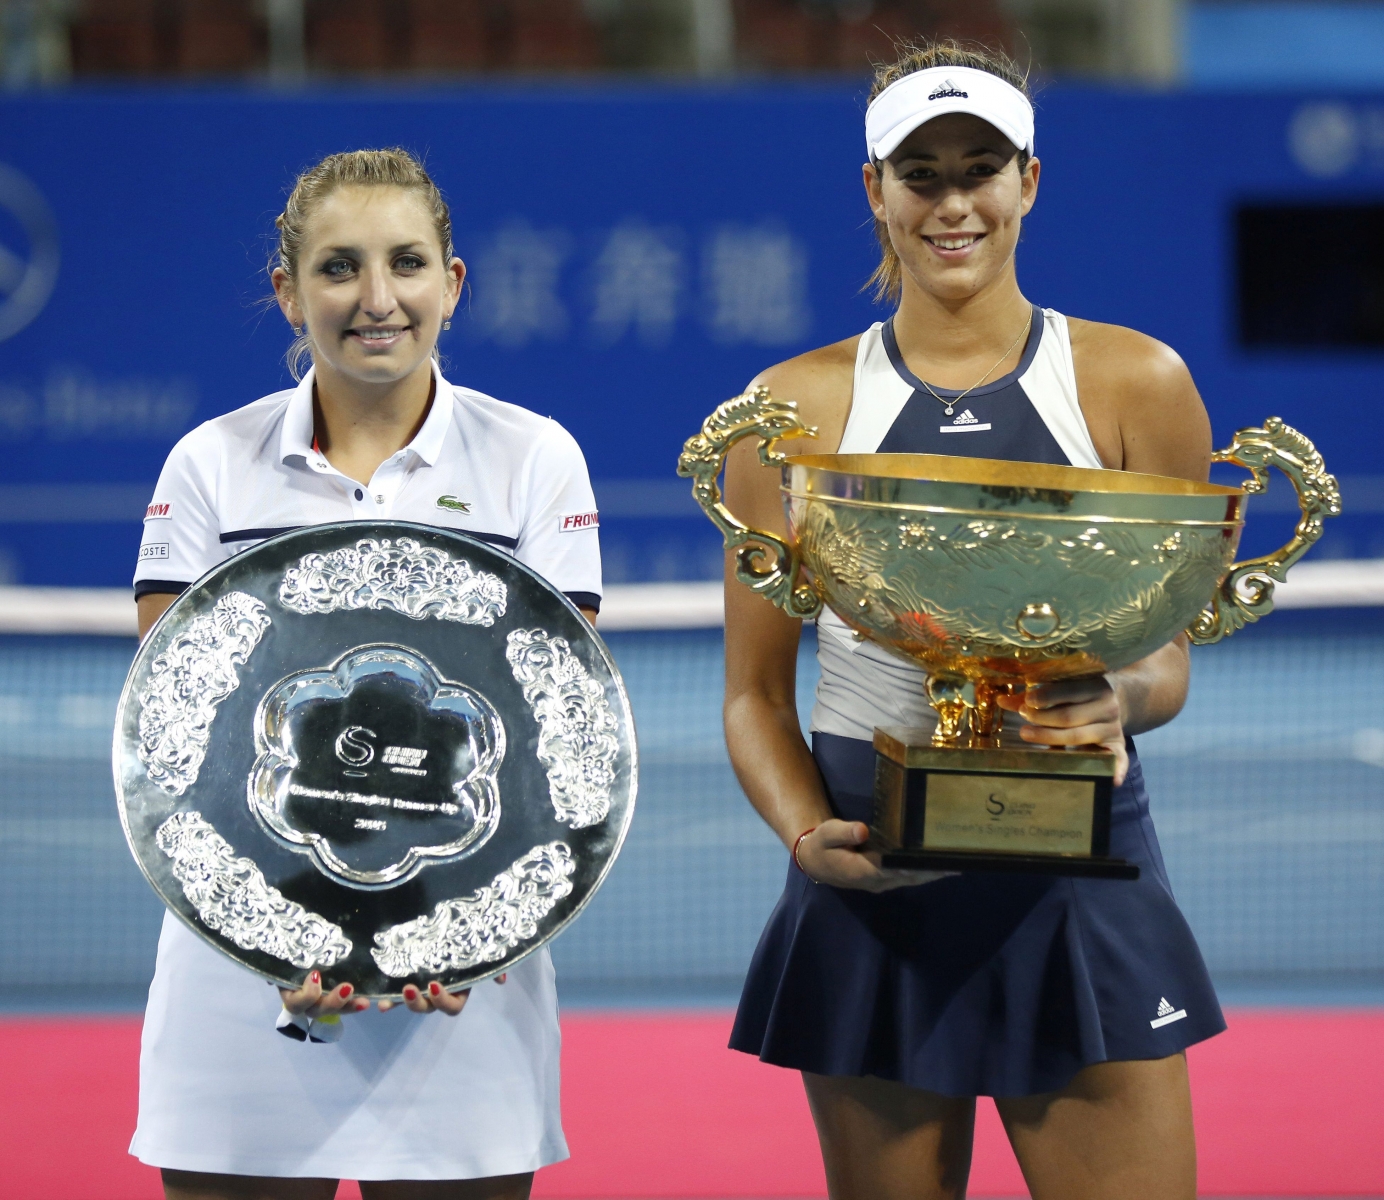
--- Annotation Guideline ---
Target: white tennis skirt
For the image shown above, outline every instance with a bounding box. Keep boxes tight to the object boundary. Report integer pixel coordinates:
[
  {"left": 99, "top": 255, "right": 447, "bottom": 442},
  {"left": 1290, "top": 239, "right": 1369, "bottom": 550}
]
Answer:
[{"left": 130, "top": 914, "right": 569, "bottom": 1180}]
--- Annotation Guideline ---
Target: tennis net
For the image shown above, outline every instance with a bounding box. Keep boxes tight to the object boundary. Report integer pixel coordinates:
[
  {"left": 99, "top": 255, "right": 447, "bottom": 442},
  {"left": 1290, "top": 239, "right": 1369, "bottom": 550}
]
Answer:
[{"left": 1, "top": 573, "right": 1380, "bottom": 1007}]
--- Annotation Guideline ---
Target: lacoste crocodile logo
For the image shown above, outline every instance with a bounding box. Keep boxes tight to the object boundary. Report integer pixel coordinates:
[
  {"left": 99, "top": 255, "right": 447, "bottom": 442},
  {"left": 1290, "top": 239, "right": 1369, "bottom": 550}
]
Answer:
[{"left": 436, "top": 495, "right": 471, "bottom": 514}]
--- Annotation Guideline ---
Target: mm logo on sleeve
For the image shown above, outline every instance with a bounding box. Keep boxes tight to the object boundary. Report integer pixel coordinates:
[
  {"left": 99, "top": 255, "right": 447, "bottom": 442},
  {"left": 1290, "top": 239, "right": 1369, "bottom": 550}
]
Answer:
[
  {"left": 559, "top": 511, "right": 599, "bottom": 533},
  {"left": 145, "top": 503, "right": 172, "bottom": 520}
]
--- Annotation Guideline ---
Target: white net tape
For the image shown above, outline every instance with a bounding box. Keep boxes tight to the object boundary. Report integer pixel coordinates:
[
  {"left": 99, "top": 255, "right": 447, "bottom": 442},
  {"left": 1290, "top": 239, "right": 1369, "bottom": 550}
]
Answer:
[{"left": 0, "top": 561, "right": 1378, "bottom": 636}]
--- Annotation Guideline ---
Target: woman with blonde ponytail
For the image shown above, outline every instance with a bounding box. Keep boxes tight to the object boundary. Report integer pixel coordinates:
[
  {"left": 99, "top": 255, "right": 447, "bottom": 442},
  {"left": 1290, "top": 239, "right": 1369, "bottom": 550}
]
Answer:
[{"left": 129, "top": 148, "right": 600, "bottom": 1200}]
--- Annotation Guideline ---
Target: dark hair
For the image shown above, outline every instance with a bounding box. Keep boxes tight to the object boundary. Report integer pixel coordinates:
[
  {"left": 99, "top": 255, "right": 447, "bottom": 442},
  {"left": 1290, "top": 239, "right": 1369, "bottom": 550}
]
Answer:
[
  {"left": 272, "top": 148, "right": 454, "bottom": 379},
  {"left": 866, "top": 39, "right": 1032, "bottom": 304}
]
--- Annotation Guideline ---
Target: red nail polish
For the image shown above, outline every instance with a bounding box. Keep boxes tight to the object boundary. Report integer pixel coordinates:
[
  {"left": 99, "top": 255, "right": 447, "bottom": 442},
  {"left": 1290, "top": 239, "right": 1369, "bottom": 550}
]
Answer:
[
  {"left": 339, "top": 984, "right": 353, "bottom": 999},
  {"left": 403, "top": 986, "right": 418, "bottom": 1001},
  {"left": 310, "top": 971, "right": 320, "bottom": 985},
  {"left": 428, "top": 982, "right": 441, "bottom": 997}
]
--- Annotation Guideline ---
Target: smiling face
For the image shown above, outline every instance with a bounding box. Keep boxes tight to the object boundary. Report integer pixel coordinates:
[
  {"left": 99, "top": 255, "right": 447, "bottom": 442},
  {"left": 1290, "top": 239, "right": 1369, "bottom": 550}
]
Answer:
[
  {"left": 865, "top": 112, "right": 1039, "bottom": 304},
  {"left": 273, "top": 185, "right": 465, "bottom": 389}
]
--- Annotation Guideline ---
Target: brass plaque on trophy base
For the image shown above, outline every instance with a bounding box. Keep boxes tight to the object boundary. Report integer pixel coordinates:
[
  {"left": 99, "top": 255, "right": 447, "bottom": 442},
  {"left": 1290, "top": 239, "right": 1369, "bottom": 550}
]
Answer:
[{"left": 870, "top": 727, "right": 1137, "bottom": 879}]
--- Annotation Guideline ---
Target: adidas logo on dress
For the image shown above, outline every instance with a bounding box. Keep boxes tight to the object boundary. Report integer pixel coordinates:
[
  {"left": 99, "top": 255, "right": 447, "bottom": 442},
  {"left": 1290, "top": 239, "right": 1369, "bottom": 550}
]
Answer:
[
  {"left": 938, "top": 408, "right": 992, "bottom": 434},
  {"left": 1150, "top": 997, "right": 1188, "bottom": 1029}
]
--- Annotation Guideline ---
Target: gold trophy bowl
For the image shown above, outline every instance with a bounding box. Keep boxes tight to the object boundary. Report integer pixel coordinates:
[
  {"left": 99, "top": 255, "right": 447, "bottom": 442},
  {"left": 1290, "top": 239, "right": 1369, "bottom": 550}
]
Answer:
[{"left": 678, "top": 388, "right": 1341, "bottom": 879}]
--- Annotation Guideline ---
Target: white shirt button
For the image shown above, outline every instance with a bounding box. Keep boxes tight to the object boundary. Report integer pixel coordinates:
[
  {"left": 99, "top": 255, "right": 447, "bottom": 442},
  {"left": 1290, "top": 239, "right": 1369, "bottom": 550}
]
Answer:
[{"left": 375, "top": 494, "right": 384, "bottom": 504}]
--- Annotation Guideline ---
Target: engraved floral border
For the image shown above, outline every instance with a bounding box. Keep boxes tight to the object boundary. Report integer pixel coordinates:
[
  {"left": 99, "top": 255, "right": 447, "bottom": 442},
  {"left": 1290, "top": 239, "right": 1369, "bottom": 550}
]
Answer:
[
  {"left": 279, "top": 537, "right": 508, "bottom": 625},
  {"left": 138, "top": 592, "right": 271, "bottom": 796},
  {"left": 506, "top": 629, "right": 620, "bottom": 829},
  {"left": 156, "top": 811, "right": 352, "bottom": 969},
  {"left": 371, "top": 841, "right": 575, "bottom": 977}
]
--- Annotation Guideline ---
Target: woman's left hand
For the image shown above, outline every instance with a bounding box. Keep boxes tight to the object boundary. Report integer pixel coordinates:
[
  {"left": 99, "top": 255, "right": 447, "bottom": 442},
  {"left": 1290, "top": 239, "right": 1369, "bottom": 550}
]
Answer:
[
  {"left": 997, "top": 676, "right": 1129, "bottom": 786},
  {"left": 377, "top": 973, "right": 508, "bottom": 1016}
]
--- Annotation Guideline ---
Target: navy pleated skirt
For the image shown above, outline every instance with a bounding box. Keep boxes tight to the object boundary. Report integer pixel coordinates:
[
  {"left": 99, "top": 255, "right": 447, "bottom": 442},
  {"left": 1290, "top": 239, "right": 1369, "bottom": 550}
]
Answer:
[{"left": 729, "top": 733, "right": 1226, "bottom": 1098}]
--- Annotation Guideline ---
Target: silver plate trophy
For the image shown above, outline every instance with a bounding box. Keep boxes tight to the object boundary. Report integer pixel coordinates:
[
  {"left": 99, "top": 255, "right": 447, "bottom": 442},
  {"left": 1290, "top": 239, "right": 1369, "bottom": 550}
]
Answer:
[{"left": 114, "top": 522, "right": 637, "bottom": 999}]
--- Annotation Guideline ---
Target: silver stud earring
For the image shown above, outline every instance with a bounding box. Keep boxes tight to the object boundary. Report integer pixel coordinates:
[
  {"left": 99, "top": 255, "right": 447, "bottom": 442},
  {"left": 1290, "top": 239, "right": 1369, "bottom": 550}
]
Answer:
[
  {"left": 293, "top": 324, "right": 304, "bottom": 337},
  {"left": 442, "top": 319, "right": 451, "bottom": 331}
]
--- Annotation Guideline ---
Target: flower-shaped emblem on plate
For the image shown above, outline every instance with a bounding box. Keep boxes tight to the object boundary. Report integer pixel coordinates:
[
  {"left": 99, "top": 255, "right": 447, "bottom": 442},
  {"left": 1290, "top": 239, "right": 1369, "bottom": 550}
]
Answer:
[{"left": 248, "top": 645, "right": 504, "bottom": 887}]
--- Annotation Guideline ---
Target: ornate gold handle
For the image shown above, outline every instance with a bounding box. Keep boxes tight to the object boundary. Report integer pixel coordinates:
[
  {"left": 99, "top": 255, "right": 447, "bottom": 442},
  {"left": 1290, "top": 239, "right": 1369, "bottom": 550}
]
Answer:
[
  {"left": 676, "top": 386, "right": 823, "bottom": 618},
  {"left": 1186, "top": 416, "right": 1342, "bottom": 644}
]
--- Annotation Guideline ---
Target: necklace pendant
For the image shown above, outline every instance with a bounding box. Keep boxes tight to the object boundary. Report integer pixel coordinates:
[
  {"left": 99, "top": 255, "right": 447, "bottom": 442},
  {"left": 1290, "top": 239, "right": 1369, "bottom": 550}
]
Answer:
[{"left": 944, "top": 405, "right": 954, "bottom": 416}]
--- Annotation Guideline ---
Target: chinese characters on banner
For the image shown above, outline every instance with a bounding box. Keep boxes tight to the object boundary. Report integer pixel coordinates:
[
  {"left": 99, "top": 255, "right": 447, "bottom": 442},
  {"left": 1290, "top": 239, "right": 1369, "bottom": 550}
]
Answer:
[{"left": 464, "top": 218, "right": 812, "bottom": 349}]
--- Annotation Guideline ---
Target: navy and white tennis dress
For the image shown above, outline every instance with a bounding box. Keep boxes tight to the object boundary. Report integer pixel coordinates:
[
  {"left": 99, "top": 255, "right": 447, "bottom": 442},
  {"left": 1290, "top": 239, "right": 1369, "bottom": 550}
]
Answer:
[{"left": 730, "top": 307, "right": 1226, "bottom": 1098}]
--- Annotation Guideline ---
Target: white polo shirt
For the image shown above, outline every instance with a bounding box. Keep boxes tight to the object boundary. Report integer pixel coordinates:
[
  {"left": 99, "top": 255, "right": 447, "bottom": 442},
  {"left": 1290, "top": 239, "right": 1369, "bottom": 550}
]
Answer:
[
  {"left": 127, "top": 362, "right": 598, "bottom": 1179},
  {"left": 134, "top": 361, "right": 602, "bottom": 612}
]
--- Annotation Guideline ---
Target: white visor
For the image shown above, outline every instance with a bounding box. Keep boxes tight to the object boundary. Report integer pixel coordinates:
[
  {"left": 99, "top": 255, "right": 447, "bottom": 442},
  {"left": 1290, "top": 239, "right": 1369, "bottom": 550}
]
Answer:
[{"left": 865, "top": 65, "right": 1035, "bottom": 162}]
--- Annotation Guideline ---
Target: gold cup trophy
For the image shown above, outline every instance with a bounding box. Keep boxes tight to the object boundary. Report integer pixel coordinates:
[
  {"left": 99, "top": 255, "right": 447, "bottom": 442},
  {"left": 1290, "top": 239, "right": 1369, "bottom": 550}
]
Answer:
[{"left": 679, "top": 389, "right": 1341, "bottom": 880}]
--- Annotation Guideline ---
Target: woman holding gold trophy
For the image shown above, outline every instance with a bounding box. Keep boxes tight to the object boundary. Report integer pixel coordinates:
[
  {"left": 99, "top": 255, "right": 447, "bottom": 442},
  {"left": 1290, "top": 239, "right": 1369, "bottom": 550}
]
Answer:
[{"left": 720, "top": 41, "right": 1227, "bottom": 1200}]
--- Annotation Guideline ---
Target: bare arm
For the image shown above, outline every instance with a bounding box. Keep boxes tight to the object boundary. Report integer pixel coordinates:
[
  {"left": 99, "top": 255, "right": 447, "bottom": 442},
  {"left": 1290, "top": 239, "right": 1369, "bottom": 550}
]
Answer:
[
  {"left": 721, "top": 508, "right": 827, "bottom": 854},
  {"left": 136, "top": 593, "right": 177, "bottom": 640},
  {"left": 722, "top": 349, "right": 945, "bottom": 890},
  {"left": 724, "top": 451, "right": 931, "bottom": 890}
]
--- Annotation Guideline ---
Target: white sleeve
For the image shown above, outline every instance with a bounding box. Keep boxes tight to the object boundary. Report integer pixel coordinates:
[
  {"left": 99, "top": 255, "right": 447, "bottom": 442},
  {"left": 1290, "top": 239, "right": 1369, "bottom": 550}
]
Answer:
[
  {"left": 515, "top": 419, "right": 602, "bottom": 609},
  {"left": 133, "top": 423, "right": 224, "bottom": 597}
]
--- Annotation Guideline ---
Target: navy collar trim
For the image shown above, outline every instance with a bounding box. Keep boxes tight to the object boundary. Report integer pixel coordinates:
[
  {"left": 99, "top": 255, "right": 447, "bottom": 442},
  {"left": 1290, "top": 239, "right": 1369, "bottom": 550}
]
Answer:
[{"left": 882, "top": 303, "right": 1044, "bottom": 399}]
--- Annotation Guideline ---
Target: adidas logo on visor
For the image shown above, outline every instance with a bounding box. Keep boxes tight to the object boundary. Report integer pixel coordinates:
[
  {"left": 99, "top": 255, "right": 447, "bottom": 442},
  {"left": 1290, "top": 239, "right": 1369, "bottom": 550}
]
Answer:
[{"left": 928, "top": 78, "right": 969, "bottom": 100}]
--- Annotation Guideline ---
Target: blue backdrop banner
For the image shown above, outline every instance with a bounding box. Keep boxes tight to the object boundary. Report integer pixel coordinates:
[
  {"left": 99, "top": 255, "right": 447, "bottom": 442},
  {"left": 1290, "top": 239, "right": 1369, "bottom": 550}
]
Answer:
[{"left": 1, "top": 83, "right": 1382, "bottom": 586}]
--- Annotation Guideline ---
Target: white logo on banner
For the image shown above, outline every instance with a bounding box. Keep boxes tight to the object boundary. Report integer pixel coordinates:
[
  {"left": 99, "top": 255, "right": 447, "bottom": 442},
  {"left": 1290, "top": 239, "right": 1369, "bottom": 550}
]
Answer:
[
  {"left": 0, "top": 368, "right": 196, "bottom": 443},
  {"left": 589, "top": 219, "right": 684, "bottom": 346},
  {"left": 0, "top": 163, "right": 60, "bottom": 343},
  {"left": 1289, "top": 103, "right": 1359, "bottom": 177},
  {"left": 704, "top": 223, "right": 811, "bottom": 346},
  {"left": 467, "top": 219, "right": 571, "bottom": 348}
]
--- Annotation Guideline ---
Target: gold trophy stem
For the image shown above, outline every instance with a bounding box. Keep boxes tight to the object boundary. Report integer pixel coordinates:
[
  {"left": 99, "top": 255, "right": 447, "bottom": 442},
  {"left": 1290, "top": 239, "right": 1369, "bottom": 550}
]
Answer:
[
  {"left": 926, "top": 676, "right": 970, "bottom": 747},
  {"left": 968, "top": 681, "right": 1005, "bottom": 748}
]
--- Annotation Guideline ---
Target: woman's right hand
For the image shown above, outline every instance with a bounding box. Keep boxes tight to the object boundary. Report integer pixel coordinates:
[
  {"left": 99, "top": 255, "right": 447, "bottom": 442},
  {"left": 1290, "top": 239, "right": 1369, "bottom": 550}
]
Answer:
[
  {"left": 795, "top": 819, "right": 954, "bottom": 892},
  {"left": 279, "top": 970, "right": 370, "bottom": 1018}
]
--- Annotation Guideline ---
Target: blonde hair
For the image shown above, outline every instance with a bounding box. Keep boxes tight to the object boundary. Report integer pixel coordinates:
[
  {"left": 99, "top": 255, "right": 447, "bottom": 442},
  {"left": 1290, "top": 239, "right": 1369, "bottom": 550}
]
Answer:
[
  {"left": 865, "top": 40, "right": 1032, "bottom": 305},
  {"left": 272, "top": 148, "right": 454, "bottom": 380}
]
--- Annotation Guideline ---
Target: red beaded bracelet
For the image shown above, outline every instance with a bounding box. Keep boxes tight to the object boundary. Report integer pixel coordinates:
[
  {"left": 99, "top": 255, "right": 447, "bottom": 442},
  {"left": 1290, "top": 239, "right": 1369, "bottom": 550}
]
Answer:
[{"left": 792, "top": 825, "right": 819, "bottom": 881}]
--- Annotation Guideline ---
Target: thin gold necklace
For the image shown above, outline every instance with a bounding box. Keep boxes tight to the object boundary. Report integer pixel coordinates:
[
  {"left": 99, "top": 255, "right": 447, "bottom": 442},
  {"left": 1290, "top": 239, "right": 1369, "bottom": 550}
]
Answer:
[{"left": 918, "top": 311, "right": 1033, "bottom": 416}]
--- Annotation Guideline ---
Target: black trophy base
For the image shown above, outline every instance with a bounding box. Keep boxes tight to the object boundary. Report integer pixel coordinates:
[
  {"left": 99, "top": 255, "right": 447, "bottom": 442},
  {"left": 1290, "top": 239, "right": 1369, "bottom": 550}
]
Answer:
[
  {"left": 871, "top": 725, "right": 1141, "bottom": 882},
  {"left": 879, "top": 848, "right": 1140, "bottom": 879}
]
